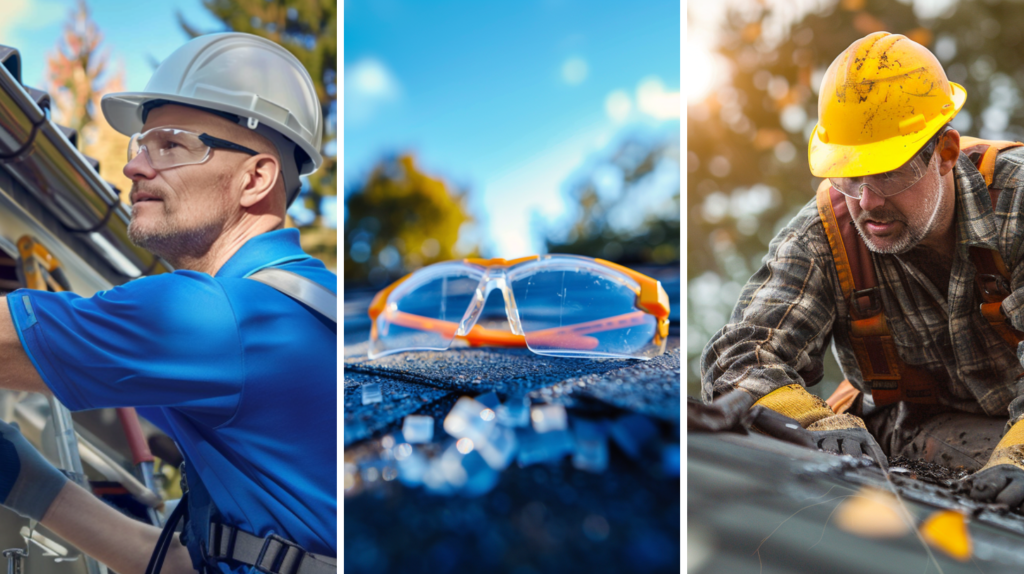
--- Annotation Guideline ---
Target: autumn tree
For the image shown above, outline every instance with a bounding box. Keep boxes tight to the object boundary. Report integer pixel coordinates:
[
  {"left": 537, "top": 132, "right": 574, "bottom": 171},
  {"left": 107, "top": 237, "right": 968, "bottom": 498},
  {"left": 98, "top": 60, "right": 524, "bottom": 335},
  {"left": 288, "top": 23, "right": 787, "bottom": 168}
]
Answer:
[
  {"left": 546, "top": 136, "right": 680, "bottom": 265},
  {"left": 687, "top": 0, "right": 1024, "bottom": 394},
  {"left": 180, "top": 0, "right": 337, "bottom": 269},
  {"left": 344, "top": 154, "right": 475, "bottom": 285},
  {"left": 46, "top": 0, "right": 131, "bottom": 200}
]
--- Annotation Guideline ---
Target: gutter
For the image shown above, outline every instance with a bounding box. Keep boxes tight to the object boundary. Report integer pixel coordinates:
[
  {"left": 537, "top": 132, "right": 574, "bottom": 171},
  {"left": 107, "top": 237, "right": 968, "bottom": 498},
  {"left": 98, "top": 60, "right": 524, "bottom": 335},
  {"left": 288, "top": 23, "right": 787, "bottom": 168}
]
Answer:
[{"left": 0, "top": 45, "right": 170, "bottom": 280}]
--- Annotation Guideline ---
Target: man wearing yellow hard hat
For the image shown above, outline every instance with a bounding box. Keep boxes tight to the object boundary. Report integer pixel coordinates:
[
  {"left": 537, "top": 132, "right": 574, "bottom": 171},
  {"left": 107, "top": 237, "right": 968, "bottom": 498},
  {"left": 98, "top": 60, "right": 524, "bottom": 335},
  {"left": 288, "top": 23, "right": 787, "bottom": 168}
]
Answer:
[{"left": 701, "top": 31, "right": 1024, "bottom": 510}]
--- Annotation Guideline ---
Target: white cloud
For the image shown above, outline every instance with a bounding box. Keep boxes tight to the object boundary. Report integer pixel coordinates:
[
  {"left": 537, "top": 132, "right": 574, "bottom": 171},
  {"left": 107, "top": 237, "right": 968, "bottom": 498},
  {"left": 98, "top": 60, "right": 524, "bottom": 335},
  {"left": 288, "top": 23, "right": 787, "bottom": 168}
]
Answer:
[
  {"left": 0, "top": 0, "right": 65, "bottom": 46},
  {"left": 561, "top": 57, "right": 587, "bottom": 85},
  {"left": 604, "top": 77, "right": 681, "bottom": 125},
  {"left": 604, "top": 90, "right": 631, "bottom": 123},
  {"left": 636, "top": 76, "right": 680, "bottom": 120},
  {"left": 345, "top": 57, "right": 400, "bottom": 125}
]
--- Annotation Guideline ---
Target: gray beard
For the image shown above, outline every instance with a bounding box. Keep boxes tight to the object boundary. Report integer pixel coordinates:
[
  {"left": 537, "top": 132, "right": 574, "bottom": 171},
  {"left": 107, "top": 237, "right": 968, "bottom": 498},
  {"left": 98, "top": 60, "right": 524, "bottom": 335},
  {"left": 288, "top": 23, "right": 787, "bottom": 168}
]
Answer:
[
  {"left": 128, "top": 218, "right": 221, "bottom": 263},
  {"left": 856, "top": 184, "right": 946, "bottom": 255}
]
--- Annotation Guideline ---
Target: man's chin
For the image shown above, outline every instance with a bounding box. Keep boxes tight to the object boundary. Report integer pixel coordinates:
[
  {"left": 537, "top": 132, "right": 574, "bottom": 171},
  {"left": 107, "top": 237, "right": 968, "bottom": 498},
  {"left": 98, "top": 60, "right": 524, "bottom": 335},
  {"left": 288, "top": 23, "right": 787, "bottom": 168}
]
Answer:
[{"left": 855, "top": 223, "right": 915, "bottom": 254}]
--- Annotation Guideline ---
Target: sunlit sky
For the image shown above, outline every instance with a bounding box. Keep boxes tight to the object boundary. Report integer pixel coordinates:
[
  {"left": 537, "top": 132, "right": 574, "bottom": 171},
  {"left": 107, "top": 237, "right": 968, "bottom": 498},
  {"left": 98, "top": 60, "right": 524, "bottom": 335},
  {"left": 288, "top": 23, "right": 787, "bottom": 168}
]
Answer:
[
  {"left": 344, "top": 0, "right": 681, "bottom": 257},
  {"left": 0, "top": 0, "right": 336, "bottom": 227}
]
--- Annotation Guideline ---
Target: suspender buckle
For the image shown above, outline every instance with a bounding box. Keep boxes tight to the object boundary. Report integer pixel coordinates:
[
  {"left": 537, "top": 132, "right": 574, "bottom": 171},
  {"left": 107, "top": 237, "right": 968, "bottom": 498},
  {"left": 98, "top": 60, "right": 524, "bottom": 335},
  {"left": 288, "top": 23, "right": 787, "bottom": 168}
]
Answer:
[
  {"left": 255, "top": 534, "right": 303, "bottom": 574},
  {"left": 978, "top": 273, "right": 1011, "bottom": 298},
  {"left": 207, "top": 523, "right": 238, "bottom": 561},
  {"left": 851, "top": 287, "right": 883, "bottom": 317}
]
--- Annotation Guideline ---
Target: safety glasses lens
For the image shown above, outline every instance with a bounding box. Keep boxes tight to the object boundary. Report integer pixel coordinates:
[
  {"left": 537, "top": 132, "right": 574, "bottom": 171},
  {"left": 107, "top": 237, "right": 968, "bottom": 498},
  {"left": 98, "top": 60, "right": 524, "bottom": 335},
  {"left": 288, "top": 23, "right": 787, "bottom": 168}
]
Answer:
[
  {"left": 509, "top": 262, "right": 661, "bottom": 359},
  {"left": 829, "top": 149, "right": 931, "bottom": 199},
  {"left": 369, "top": 265, "right": 482, "bottom": 358},
  {"left": 128, "top": 129, "right": 209, "bottom": 169}
]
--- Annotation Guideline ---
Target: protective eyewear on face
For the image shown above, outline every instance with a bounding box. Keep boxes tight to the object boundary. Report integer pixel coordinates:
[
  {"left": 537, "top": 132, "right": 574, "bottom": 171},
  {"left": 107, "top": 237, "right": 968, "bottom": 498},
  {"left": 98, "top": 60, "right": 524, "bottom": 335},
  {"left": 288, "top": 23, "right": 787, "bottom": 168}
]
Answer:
[
  {"left": 367, "top": 254, "right": 671, "bottom": 360},
  {"left": 127, "top": 128, "right": 259, "bottom": 170},
  {"left": 828, "top": 138, "right": 938, "bottom": 200}
]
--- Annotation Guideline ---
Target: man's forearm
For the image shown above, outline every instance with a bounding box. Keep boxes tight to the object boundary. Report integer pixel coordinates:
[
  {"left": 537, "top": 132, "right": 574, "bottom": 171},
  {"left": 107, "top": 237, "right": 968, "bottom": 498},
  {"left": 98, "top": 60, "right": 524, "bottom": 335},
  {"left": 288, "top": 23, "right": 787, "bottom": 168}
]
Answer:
[
  {"left": 41, "top": 481, "right": 193, "bottom": 574},
  {"left": 0, "top": 298, "right": 49, "bottom": 394}
]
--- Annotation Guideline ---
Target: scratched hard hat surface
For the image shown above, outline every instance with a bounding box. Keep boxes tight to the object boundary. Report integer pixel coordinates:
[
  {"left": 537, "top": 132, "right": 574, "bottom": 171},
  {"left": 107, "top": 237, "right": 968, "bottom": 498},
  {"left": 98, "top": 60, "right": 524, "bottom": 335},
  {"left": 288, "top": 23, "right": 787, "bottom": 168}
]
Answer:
[{"left": 342, "top": 270, "right": 681, "bottom": 574}]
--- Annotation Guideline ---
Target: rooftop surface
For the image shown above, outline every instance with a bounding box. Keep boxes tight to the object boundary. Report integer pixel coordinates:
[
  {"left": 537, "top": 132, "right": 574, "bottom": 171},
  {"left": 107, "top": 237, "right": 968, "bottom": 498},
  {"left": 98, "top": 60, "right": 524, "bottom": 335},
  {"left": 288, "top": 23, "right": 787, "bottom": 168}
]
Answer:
[
  {"left": 689, "top": 429, "right": 1024, "bottom": 573},
  {"left": 342, "top": 268, "right": 681, "bottom": 573}
]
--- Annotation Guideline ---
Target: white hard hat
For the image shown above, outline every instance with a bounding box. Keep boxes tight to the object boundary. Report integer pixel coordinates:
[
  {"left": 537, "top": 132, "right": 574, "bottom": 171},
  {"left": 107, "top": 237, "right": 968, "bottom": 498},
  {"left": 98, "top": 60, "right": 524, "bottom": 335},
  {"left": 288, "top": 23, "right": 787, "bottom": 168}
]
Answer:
[{"left": 101, "top": 32, "right": 324, "bottom": 205}]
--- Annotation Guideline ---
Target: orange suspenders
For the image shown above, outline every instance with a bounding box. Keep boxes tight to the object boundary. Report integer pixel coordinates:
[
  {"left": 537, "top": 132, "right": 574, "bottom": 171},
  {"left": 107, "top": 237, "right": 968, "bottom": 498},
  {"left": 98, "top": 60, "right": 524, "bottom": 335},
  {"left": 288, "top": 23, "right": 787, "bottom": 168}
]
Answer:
[{"left": 816, "top": 138, "right": 1024, "bottom": 407}]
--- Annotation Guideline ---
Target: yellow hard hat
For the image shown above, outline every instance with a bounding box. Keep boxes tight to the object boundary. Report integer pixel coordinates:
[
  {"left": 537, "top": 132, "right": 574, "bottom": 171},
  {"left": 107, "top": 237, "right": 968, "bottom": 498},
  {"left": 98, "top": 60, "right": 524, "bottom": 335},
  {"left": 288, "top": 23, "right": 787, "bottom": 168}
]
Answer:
[{"left": 808, "top": 32, "right": 966, "bottom": 178}]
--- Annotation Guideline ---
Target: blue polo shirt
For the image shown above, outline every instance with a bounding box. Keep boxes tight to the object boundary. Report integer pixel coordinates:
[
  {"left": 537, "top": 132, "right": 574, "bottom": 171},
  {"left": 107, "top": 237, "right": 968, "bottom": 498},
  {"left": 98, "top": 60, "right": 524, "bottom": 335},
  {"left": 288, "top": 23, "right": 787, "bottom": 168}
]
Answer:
[{"left": 7, "top": 228, "right": 337, "bottom": 562}]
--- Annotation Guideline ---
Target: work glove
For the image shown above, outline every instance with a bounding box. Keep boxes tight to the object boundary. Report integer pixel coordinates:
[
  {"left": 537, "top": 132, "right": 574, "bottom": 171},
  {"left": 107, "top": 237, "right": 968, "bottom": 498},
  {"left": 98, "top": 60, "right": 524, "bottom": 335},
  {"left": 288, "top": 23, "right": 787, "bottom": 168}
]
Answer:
[
  {"left": 964, "top": 418, "right": 1024, "bottom": 512},
  {"left": 964, "top": 465, "right": 1024, "bottom": 511},
  {"left": 754, "top": 384, "right": 886, "bottom": 469},
  {"left": 0, "top": 419, "right": 68, "bottom": 520},
  {"left": 689, "top": 389, "right": 816, "bottom": 448},
  {"left": 688, "top": 388, "right": 755, "bottom": 433},
  {"left": 807, "top": 413, "right": 889, "bottom": 470},
  {"left": 753, "top": 383, "right": 837, "bottom": 428}
]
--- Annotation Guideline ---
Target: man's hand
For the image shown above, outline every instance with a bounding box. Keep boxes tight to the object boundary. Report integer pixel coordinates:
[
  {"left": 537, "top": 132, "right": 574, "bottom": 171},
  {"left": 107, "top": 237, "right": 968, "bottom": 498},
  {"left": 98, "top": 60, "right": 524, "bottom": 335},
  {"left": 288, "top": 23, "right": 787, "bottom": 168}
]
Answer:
[
  {"left": 0, "top": 419, "right": 68, "bottom": 520},
  {"left": 964, "top": 464, "right": 1024, "bottom": 511},
  {"left": 689, "top": 388, "right": 817, "bottom": 448},
  {"left": 688, "top": 388, "right": 755, "bottom": 433},
  {"left": 808, "top": 413, "right": 889, "bottom": 470},
  {"left": 964, "top": 418, "right": 1024, "bottom": 511}
]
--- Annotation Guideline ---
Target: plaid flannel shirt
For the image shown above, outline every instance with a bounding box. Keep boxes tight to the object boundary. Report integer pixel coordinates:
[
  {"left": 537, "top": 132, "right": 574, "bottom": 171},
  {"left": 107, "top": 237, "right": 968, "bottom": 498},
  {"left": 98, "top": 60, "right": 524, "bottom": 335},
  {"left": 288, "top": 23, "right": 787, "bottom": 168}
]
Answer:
[{"left": 702, "top": 150, "right": 1024, "bottom": 426}]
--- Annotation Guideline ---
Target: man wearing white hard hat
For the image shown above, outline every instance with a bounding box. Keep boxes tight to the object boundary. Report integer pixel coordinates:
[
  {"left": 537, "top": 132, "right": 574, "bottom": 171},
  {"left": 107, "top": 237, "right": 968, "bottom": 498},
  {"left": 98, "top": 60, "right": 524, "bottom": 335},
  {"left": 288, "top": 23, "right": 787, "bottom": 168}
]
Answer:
[{"left": 0, "top": 33, "right": 336, "bottom": 574}]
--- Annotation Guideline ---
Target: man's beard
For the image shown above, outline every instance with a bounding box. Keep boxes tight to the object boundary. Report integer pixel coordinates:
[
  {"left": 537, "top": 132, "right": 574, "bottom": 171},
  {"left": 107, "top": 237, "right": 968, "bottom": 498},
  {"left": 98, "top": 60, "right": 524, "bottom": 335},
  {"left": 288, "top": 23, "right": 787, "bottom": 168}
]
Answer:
[
  {"left": 128, "top": 207, "right": 223, "bottom": 262},
  {"left": 853, "top": 185, "right": 946, "bottom": 255}
]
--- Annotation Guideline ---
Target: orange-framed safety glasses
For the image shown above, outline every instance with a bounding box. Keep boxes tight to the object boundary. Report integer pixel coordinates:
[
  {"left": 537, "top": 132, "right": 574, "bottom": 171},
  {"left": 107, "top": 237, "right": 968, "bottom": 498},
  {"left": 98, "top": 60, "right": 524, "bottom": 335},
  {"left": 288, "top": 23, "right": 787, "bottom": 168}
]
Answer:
[{"left": 367, "top": 254, "right": 670, "bottom": 360}]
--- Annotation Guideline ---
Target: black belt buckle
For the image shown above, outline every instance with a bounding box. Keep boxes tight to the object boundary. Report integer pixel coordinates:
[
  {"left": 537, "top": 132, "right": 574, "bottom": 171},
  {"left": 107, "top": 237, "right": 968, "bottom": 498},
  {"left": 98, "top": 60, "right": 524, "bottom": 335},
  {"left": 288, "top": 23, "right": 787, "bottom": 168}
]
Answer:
[
  {"left": 255, "top": 534, "right": 302, "bottom": 574},
  {"left": 852, "top": 287, "right": 883, "bottom": 317},
  {"left": 978, "top": 274, "right": 1011, "bottom": 297}
]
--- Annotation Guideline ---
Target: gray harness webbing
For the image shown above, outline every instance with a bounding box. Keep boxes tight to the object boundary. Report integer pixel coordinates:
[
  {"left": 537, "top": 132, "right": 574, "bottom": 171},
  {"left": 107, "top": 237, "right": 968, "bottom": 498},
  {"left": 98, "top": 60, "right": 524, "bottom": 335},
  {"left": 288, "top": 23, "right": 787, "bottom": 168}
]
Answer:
[{"left": 247, "top": 268, "right": 337, "bottom": 323}]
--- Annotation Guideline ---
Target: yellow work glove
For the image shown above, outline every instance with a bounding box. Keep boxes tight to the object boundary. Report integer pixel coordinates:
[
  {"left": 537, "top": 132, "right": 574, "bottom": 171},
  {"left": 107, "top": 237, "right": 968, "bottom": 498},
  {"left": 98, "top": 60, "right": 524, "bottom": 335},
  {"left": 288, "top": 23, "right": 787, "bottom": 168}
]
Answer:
[
  {"left": 965, "top": 419, "right": 1024, "bottom": 511},
  {"left": 755, "top": 384, "right": 887, "bottom": 468},
  {"left": 753, "top": 383, "right": 837, "bottom": 428}
]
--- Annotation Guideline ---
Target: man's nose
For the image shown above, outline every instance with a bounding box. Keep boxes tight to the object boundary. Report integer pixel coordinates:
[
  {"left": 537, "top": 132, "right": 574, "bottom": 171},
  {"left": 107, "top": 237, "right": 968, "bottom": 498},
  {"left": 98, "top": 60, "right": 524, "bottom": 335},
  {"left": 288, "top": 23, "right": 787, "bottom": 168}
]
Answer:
[
  {"left": 858, "top": 185, "right": 886, "bottom": 211},
  {"left": 124, "top": 148, "right": 157, "bottom": 181}
]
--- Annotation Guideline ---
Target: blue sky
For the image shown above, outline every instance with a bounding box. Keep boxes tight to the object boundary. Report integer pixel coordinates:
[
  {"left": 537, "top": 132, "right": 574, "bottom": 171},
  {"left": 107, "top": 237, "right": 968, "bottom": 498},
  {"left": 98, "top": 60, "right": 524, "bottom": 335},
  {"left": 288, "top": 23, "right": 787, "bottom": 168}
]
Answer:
[
  {"left": 0, "top": 0, "right": 222, "bottom": 99},
  {"left": 344, "top": 0, "right": 681, "bottom": 257},
  {"left": 0, "top": 0, "right": 335, "bottom": 227}
]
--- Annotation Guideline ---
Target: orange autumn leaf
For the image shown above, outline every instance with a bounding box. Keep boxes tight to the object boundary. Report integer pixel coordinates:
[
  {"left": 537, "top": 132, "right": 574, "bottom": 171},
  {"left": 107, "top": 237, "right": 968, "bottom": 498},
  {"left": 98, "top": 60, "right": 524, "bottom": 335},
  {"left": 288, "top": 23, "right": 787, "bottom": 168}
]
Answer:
[
  {"left": 834, "top": 487, "right": 909, "bottom": 538},
  {"left": 921, "top": 510, "right": 972, "bottom": 562}
]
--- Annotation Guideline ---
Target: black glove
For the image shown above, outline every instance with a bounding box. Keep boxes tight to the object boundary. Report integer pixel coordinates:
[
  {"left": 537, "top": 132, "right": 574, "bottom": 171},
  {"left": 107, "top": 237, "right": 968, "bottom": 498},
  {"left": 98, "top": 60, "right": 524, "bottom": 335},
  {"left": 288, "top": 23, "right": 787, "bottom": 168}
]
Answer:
[
  {"left": 687, "top": 389, "right": 755, "bottom": 433},
  {"left": 964, "top": 464, "right": 1024, "bottom": 511},
  {"left": 744, "top": 405, "right": 816, "bottom": 449},
  {"left": 809, "top": 425, "right": 889, "bottom": 471},
  {"left": 688, "top": 389, "right": 818, "bottom": 449}
]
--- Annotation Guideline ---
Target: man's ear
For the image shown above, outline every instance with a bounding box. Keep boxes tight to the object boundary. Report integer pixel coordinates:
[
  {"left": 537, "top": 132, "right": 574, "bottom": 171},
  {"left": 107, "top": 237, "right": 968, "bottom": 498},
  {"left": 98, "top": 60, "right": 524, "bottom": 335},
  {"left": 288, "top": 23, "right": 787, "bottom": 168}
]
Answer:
[
  {"left": 239, "top": 154, "right": 281, "bottom": 208},
  {"left": 938, "top": 129, "right": 960, "bottom": 177}
]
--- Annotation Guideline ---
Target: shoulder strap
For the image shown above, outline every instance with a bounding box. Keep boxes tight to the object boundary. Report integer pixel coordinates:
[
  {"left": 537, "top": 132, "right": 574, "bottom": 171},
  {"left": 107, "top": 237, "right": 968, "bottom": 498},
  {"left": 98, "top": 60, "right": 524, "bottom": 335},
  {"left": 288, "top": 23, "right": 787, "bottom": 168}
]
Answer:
[
  {"left": 816, "top": 180, "right": 935, "bottom": 406},
  {"left": 959, "top": 136, "right": 1024, "bottom": 187},
  {"left": 816, "top": 180, "right": 878, "bottom": 317},
  {"left": 248, "top": 268, "right": 337, "bottom": 324},
  {"left": 959, "top": 141, "right": 1024, "bottom": 348}
]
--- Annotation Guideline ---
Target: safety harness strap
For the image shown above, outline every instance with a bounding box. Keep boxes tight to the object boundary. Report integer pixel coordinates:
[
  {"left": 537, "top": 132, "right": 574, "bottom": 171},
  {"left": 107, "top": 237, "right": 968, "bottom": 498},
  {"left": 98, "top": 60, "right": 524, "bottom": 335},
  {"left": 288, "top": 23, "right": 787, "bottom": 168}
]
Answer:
[
  {"left": 207, "top": 523, "right": 337, "bottom": 574},
  {"left": 816, "top": 138, "right": 1024, "bottom": 407},
  {"left": 247, "top": 268, "right": 337, "bottom": 324}
]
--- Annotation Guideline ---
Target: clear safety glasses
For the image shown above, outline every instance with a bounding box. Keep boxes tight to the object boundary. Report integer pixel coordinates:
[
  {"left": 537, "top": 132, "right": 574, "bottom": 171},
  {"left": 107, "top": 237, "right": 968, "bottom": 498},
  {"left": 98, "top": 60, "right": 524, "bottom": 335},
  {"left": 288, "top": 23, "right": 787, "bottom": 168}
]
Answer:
[
  {"left": 127, "top": 128, "right": 259, "bottom": 170},
  {"left": 829, "top": 134, "right": 941, "bottom": 200},
  {"left": 367, "top": 255, "right": 671, "bottom": 360}
]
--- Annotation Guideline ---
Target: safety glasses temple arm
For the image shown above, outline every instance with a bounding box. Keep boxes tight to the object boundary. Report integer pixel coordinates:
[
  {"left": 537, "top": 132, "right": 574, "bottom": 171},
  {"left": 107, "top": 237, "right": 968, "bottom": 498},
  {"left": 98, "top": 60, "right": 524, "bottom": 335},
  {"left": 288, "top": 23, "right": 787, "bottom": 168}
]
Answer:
[
  {"left": 197, "top": 133, "right": 260, "bottom": 156},
  {"left": 381, "top": 309, "right": 656, "bottom": 350}
]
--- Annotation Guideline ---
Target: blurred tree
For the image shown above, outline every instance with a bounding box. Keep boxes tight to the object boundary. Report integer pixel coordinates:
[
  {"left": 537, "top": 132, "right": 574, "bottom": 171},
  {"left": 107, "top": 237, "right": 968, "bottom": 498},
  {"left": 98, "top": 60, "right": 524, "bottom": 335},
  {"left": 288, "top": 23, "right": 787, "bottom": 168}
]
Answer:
[
  {"left": 546, "top": 136, "right": 680, "bottom": 264},
  {"left": 344, "top": 154, "right": 475, "bottom": 285},
  {"left": 180, "top": 0, "right": 337, "bottom": 269},
  {"left": 46, "top": 0, "right": 132, "bottom": 201},
  {"left": 687, "top": 0, "right": 1024, "bottom": 396}
]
